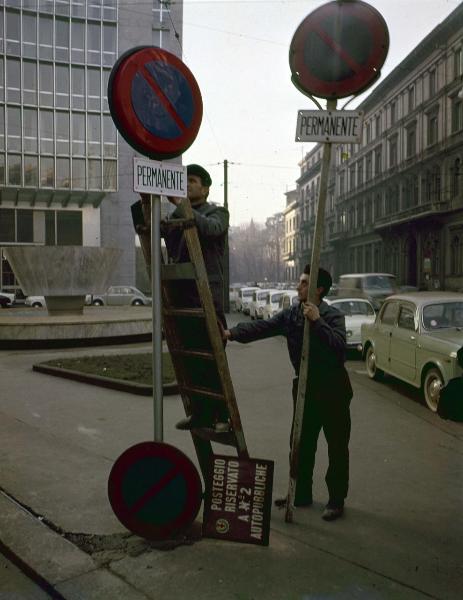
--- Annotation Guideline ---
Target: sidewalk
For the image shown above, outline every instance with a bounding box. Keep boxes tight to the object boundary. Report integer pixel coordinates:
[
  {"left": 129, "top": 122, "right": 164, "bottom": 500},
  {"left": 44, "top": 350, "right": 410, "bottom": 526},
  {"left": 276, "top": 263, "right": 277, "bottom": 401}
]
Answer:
[{"left": 1, "top": 314, "right": 462, "bottom": 599}]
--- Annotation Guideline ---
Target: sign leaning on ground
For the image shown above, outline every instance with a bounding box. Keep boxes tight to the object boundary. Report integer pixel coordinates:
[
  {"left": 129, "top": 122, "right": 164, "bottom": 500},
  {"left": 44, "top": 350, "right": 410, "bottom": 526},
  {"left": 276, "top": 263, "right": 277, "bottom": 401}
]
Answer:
[
  {"left": 203, "top": 455, "right": 274, "bottom": 546},
  {"left": 296, "top": 109, "right": 364, "bottom": 142},
  {"left": 133, "top": 157, "right": 187, "bottom": 197}
]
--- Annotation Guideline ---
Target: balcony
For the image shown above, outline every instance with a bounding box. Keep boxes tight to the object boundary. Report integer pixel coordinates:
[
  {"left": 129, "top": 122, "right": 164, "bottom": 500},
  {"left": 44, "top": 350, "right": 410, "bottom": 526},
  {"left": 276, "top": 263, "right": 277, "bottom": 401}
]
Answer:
[{"left": 374, "top": 200, "right": 450, "bottom": 230}]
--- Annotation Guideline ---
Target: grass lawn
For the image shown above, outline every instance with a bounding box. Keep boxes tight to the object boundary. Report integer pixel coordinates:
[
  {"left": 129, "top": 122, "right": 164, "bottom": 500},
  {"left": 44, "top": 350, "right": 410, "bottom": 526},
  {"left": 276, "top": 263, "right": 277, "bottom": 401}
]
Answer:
[{"left": 43, "top": 352, "right": 175, "bottom": 385}]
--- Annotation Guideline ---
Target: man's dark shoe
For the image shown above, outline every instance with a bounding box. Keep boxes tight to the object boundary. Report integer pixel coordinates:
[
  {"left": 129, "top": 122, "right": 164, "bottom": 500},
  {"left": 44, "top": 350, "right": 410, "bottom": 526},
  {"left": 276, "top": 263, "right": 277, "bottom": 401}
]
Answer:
[
  {"left": 274, "top": 496, "right": 312, "bottom": 509},
  {"left": 321, "top": 503, "right": 344, "bottom": 521},
  {"left": 213, "top": 421, "right": 231, "bottom": 433},
  {"left": 175, "top": 416, "right": 200, "bottom": 430}
]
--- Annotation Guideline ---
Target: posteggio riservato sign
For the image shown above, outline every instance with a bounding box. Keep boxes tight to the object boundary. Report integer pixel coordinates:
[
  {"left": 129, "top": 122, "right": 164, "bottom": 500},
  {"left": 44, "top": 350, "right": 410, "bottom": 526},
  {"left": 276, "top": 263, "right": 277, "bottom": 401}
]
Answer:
[
  {"left": 295, "top": 110, "right": 364, "bottom": 143},
  {"left": 133, "top": 157, "right": 187, "bottom": 197}
]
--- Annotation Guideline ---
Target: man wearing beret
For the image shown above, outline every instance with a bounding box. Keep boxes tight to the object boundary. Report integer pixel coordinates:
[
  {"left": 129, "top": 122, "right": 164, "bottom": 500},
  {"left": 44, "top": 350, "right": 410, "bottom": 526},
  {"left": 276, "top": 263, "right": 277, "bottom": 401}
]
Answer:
[{"left": 145, "top": 164, "right": 230, "bottom": 432}]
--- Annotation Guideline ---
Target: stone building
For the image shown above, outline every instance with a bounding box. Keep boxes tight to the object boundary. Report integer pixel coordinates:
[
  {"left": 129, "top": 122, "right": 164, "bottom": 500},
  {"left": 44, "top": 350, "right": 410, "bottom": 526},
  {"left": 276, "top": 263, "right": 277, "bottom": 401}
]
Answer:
[{"left": 285, "top": 3, "right": 463, "bottom": 291}]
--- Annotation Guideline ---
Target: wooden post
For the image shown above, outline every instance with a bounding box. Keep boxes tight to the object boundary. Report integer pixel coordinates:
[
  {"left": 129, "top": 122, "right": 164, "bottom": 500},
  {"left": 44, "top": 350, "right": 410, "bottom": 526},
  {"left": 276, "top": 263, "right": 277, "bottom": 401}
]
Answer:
[{"left": 285, "top": 98, "right": 337, "bottom": 523}]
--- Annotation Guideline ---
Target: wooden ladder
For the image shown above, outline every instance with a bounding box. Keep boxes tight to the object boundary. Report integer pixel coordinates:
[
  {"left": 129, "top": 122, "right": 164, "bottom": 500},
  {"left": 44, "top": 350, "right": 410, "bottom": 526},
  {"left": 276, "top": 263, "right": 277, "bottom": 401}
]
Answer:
[{"left": 133, "top": 195, "right": 249, "bottom": 481}]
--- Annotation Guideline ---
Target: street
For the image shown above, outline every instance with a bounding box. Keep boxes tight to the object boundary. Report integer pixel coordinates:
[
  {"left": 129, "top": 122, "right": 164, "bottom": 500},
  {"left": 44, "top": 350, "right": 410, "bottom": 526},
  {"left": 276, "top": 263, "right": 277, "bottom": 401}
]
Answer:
[{"left": 0, "top": 312, "right": 462, "bottom": 599}]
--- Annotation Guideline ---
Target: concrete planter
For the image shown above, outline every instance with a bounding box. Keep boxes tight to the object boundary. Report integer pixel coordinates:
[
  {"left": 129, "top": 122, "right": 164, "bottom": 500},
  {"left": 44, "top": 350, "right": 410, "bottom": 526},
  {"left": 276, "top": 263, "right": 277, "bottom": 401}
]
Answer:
[{"left": 4, "top": 246, "right": 122, "bottom": 316}]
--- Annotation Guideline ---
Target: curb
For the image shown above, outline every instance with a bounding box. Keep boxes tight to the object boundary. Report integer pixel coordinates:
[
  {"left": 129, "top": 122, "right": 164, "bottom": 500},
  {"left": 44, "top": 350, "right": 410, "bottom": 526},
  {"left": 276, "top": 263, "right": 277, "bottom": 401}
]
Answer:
[{"left": 32, "top": 364, "right": 179, "bottom": 396}]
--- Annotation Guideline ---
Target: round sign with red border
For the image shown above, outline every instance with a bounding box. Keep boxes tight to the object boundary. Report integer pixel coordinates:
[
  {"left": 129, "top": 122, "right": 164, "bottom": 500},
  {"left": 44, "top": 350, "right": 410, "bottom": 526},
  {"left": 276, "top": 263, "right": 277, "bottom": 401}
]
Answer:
[
  {"left": 108, "top": 46, "right": 203, "bottom": 160},
  {"left": 108, "top": 441, "right": 202, "bottom": 540},
  {"left": 289, "top": 0, "right": 389, "bottom": 99}
]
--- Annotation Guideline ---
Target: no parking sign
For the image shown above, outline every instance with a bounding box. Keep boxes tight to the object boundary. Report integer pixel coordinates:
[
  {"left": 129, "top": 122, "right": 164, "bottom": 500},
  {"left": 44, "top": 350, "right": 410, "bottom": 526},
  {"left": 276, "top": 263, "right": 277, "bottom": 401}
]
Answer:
[{"left": 108, "top": 46, "right": 203, "bottom": 159}]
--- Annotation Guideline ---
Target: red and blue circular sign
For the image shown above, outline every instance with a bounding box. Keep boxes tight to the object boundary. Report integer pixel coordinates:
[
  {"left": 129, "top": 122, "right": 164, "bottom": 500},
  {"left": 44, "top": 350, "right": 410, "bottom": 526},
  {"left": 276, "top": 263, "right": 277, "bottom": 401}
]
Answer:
[
  {"left": 108, "top": 441, "right": 203, "bottom": 540},
  {"left": 108, "top": 46, "right": 203, "bottom": 160},
  {"left": 289, "top": 0, "right": 389, "bottom": 99}
]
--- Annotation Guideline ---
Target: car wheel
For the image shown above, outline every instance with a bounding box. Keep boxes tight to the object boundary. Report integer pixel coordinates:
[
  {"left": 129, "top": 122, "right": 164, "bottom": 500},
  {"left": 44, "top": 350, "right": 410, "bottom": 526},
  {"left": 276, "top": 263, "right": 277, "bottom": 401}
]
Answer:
[
  {"left": 92, "top": 299, "right": 103, "bottom": 306},
  {"left": 365, "top": 345, "right": 383, "bottom": 380},
  {"left": 132, "top": 299, "right": 143, "bottom": 306},
  {"left": 423, "top": 368, "right": 443, "bottom": 412},
  {"left": 32, "top": 302, "right": 43, "bottom": 308}
]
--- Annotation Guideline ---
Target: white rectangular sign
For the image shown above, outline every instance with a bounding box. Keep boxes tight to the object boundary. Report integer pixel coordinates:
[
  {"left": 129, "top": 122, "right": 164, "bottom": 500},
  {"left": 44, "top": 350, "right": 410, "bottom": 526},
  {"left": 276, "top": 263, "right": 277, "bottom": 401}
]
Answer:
[
  {"left": 133, "top": 157, "right": 187, "bottom": 197},
  {"left": 295, "top": 110, "right": 364, "bottom": 143}
]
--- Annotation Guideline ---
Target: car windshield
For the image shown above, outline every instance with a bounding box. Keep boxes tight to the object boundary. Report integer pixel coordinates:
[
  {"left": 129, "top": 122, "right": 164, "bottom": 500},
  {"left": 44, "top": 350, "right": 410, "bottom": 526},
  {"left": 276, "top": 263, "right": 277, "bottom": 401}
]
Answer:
[
  {"left": 258, "top": 292, "right": 268, "bottom": 301},
  {"left": 364, "top": 276, "right": 395, "bottom": 292},
  {"left": 422, "top": 302, "right": 463, "bottom": 330},
  {"left": 334, "top": 301, "right": 375, "bottom": 316},
  {"left": 242, "top": 290, "right": 255, "bottom": 297},
  {"left": 271, "top": 293, "right": 283, "bottom": 302}
]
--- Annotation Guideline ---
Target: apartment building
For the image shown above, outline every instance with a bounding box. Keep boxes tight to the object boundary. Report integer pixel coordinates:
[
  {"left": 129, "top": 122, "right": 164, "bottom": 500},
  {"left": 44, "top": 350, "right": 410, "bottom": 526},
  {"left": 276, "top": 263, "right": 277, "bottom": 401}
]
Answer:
[
  {"left": 0, "top": 0, "right": 183, "bottom": 295},
  {"left": 285, "top": 3, "right": 463, "bottom": 291}
]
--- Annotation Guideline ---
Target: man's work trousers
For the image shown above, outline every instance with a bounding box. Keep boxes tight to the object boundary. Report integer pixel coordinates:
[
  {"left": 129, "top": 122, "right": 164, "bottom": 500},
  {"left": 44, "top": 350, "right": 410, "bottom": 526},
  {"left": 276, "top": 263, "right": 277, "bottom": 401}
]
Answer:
[{"left": 291, "top": 377, "right": 351, "bottom": 505}]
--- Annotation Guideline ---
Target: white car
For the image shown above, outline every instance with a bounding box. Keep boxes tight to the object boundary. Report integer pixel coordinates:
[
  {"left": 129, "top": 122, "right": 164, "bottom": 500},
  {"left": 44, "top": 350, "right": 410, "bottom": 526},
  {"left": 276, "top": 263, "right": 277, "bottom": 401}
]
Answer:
[
  {"left": 0, "top": 290, "right": 15, "bottom": 305},
  {"left": 262, "top": 290, "right": 287, "bottom": 319},
  {"left": 249, "top": 289, "right": 277, "bottom": 320},
  {"left": 25, "top": 294, "right": 93, "bottom": 308},
  {"left": 325, "top": 297, "right": 376, "bottom": 349},
  {"left": 279, "top": 290, "right": 300, "bottom": 310},
  {"left": 236, "top": 287, "right": 259, "bottom": 314}
]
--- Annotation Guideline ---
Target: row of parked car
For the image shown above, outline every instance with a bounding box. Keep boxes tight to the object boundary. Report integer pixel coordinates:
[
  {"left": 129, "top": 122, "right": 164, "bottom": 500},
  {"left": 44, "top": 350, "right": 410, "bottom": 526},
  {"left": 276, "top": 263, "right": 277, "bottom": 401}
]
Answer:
[
  {"left": 230, "top": 275, "right": 463, "bottom": 413},
  {"left": 0, "top": 286, "right": 151, "bottom": 308}
]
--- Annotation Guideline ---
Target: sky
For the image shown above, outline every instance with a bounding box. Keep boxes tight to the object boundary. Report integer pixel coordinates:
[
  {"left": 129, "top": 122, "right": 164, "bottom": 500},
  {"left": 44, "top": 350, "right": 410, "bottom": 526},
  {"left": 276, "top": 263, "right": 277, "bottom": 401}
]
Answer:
[{"left": 178, "top": 0, "right": 462, "bottom": 226}]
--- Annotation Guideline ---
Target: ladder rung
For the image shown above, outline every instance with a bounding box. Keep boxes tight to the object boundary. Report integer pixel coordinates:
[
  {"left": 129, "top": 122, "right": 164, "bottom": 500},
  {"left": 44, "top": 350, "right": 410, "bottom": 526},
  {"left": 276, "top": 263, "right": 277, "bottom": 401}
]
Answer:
[
  {"left": 161, "top": 218, "right": 195, "bottom": 231},
  {"left": 171, "top": 349, "right": 215, "bottom": 360},
  {"left": 179, "top": 385, "right": 224, "bottom": 401},
  {"left": 163, "top": 308, "right": 205, "bottom": 318},
  {"left": 162, "top": 262, "right": 196, "bottom": 281},
  {"left": 191, "top": 428, "right": 237, "bottom": 447}
]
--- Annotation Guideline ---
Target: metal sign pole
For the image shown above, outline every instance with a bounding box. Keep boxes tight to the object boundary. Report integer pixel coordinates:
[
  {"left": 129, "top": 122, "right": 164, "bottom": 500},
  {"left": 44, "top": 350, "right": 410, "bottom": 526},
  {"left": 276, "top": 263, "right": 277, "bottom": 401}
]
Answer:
[
  {"left": 285, "top": 98, "right": 337, "bottom": 523},
  {"left": 151, "top": 194, "right": 163, "bottom": 442}
]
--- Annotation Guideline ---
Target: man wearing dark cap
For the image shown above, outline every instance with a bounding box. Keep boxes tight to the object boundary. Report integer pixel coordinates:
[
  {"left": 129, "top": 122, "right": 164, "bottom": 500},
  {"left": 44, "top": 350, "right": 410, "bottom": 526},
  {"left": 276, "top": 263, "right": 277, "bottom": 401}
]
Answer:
[
  {"left": 221, "top": 265, "right": 353, "bottom": 521},
  {"left": 157, "top": 163, "right": 230, "bottom": 432}
]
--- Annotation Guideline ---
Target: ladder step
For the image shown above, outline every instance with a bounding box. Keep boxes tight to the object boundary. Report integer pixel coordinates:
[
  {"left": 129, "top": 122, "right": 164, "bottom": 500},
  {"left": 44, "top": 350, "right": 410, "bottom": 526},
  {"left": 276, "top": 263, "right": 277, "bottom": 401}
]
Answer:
[
  {"left": 171, "top": 349, "right": 215, "bottom": 360},
  {"left": 161, "top": 218, "right": 195, "bottom": 232},
  {"left": 163, "top": 308, "right": 205, "bottom": 318},
  {"left": 178, "top": 384, "right": 225, "bottom": 401},
  {"left": 191, "top": 427, "right": 237, "bottom": 447},
  {"left": 162, "top": 262, "right": 196, "bottom": 281}
]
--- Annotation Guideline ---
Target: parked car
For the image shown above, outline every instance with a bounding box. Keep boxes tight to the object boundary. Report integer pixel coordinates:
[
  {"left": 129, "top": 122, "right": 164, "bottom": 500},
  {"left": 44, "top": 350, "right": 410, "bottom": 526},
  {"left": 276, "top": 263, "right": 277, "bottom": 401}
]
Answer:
[
  {"left": 0, "top": 293, "right": 13, "bottom": 308},
  {"left": 25, "top": 294, "right": 93, "bottom": 308},
  {"left": 91, "top": 286, "right": 151, "bottom": 307},
  {"left": 0, "top": 290, "right": 15, "bottom": 306},
  {"left": 236, "top": 287, "right": 259, "bottom": 314},
  {"left": 279, "top": 290, "right": 299, "bottom": 310},
  {"left": 262, "top": 290, "right": 286, "bottom": 319},
  {"left": 361, "top": 292, "right": 463, "bottom": 412},
  {"left": 325, "top": 297, "right": 376, "bottom": 349},
  {"left": 337, "top": 273, "right": 397, "bottom": 310},
  {"left": 249, "top": 289, "right": 278, "bottom": 320}
]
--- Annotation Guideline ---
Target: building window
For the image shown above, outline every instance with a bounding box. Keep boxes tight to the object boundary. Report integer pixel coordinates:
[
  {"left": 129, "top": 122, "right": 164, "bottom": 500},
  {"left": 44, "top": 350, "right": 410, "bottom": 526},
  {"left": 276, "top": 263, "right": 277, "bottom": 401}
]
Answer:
[
  {"left": 88, "top": 159, "right": 101, "bottom": 190},
  {"left": 40, "top": 110, "right": 54, "bottom": 154},
  {"left": 57, "top": 211, "right": 82, "bottom": 245},
  {"left": 365, "top": 198, "right": 372, "bottom": 224},
  {"left": 23, "top": 61, "right": 37, "bottom": 105},
  {"left": 412, "top": 174, "right": 419, "bottom": 206},
  {"left": 6, "top": 9, "right": 20, "bottom": 55},
  {"left": 72, "top": 113, "right": 85, "bottom": 155},
  {"left": 17, "top": 210, "right": 33, "bottom": 243},
  {"left": 55, "top": 18, "right": 69, "bottom": 62},
  {"left": 427, "top": 112, "right": 438, "bottom": 146},
  {"left": 0, "top": 208, "right": 15, "bottom": 243},
  {"left": 87, "top": 68, "right": 100, "bottom": 111},
  {"left": 0, "top": 108, "right": 4, "bottom": 151},
  {"left": 365, "top": 152, "right": 372, "bottom": 182},
  {"left": 23, "top": 13, "right": 37, "bottom": 59},
  {"left": 375, "top": 114, "right": 381, "bottom": 137},
  {"left": 39, "top": 15, "right": 53, "bottom": 60},
  {"left": 374, "top": 194, "right": 382, "bottom": 219},
  {"left": 71, "top": 21, "right": 85, "bottom": 64},
  {"left": 390, "top": 101, "right": 397, "bottom": 126},
  {"left": 103, "top": 115, "right": 117, "bottom": 157},
  {"left": 451, "top": 158, "right": 460, "bottom": 198},
  {"left": 39, "top": 63, "right": 53, "bottom": 107},
  {"left": 408, "top": 86, "right": 415, "bottom": 112},
  {"left": 429, "top": 69, "right": 436, "bottom": 98},
  {"left": 71, "top": 66, "right": 85, "bottom": 109},
  {"left": 452, "top": 96, "right": 463, "bottom": 133},
  {"left": 72, "top": 158, "right": 85, "bottom": 189},
  {"left": 40, "top": 156, "right": 54, "bottom": 187},
  {"left": 450, "top": 235, "right": 463, "bottom": 274},
  {"left": 375, "top": 146, "right": 382, "bottom": 176},
  {"left": 389, "top": 135, "right": 398, "bottom": 167},
  {"left": 365, "top": 122, "right": 371, "bottom": 144},
  {"left": 88, "top": 114, "right": 101, "bottom": 157},
  {"left": 24, "top": 108, "right": 38, "bottom": 153},
  {"left": 7, "top": 106, "right": 21, "bottom": 151},
  {"left": 406, "top": 124, "right": 416, "bottom": 158},
  {"left": 454, "top": 48, "right": 463, "bottom": 79},
  {"left": 6, "top": 57, "right": 20, "bottom": 103},
  {"left": 55, "top": 65, "right": 70, "bottom": 108},
  {"left": 357, "top": 160, "right": 363, "bottom": 186},
  {"left": 87, "top": 22, "right": 101, "bottom": 66},
  {"left": 56, "top": 157, "right": 70, "bottom": 188},
  {"left": 56, "top": 112, "right": 70, "bottom": 155},
  {"left": 103, "top": 23, "right": 117, "bottom": 66},
  {"left": 24, "top": 155, "right": 38, "bottom": 186},
  {"left": 349, "top": 166, "right": 355, "bottom": 191}
]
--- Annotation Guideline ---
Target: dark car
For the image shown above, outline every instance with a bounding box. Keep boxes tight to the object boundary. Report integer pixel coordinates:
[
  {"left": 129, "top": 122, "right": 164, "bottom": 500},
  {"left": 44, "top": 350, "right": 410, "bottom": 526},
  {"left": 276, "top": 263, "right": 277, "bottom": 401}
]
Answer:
[{"left": 0, "top": 294, "right": 12, "bottom": 308}]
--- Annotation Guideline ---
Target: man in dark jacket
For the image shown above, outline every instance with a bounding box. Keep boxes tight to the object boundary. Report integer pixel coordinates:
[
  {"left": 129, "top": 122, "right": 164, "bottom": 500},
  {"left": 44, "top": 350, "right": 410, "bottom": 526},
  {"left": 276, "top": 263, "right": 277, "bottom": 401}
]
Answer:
[
  {"left": 160, "top": 164, "right": 230, "bottom": 432},
  {"left": 223, "top": 266, "right": 353, "bottom": 521}
]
